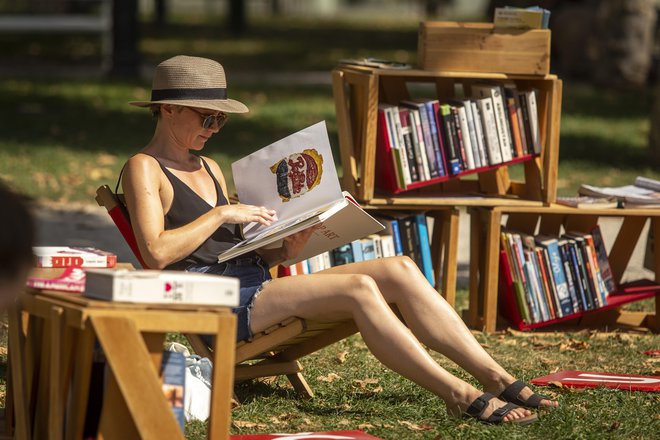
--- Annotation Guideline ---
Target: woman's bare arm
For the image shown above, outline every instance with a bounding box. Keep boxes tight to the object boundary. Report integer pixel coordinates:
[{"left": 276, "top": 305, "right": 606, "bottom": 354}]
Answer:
[{"left": 122, "top": 155, "right": 276, "bottom": 269}]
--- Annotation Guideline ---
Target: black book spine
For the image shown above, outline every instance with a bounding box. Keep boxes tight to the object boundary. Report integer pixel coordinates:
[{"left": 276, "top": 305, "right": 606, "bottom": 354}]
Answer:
[
  {"left": 450, "top": 107, "right": 467, "bottom": 171},
  {"left": 439, "top": 105, "right": 461, "bottom": 175},
  {"left": 519, "top": 92, "right": 534, "bottom": 156}
]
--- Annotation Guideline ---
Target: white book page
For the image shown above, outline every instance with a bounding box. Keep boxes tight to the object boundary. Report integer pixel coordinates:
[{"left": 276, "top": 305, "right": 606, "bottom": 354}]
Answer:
[{"left": 231, "top": 121, "right": 343, "bottom": 240}]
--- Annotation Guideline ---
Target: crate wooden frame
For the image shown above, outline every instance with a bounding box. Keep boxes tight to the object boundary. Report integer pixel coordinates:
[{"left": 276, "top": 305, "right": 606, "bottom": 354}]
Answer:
[
  {"left": 468, "top": 205, "right": 660, "bottom": 333},
  {"left": 331, "top": 65, "right": 562, "bottom": 206}
]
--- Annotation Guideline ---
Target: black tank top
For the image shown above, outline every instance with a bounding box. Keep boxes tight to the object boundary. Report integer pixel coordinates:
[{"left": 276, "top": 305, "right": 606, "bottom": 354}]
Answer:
[{"left": 146, "top": 154, "right": 244, "bottom": 269}]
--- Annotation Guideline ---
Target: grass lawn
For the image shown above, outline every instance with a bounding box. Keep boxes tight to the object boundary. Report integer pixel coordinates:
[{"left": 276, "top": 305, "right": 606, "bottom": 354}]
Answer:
[{"left": 177, "top": 307, "right": 660, "bottom": 439}]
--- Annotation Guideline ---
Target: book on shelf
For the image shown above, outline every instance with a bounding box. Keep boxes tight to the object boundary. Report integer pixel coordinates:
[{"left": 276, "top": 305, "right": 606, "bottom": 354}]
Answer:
[
  {"left": 372, "top": 82, "right": 542, "bottom": 193},
  {"left": 494, "top": 7, "right": 546, "bottom": 29},
  {"left": 556, "top": 196, "right": 619, "bottom": 209},
  {"left": 33, "top": 246, "right": 117, "bottom": 268},
  {"left": 281, "top": 212, "right": 436, "bottom": 286},
  {"left": 578, "top": 176, "right": 660, "bottom": 206},
  {"left": 26, "top": 266, "right": 86, "bottom": 293},
  {"left": 83, "top": 269, "right": 240, "bottom": 305},
  {"left": 228, "top": 121, "right": 384, "bottom": 266},
  {"left": 499, "top": 225, "right": 615, "bottom": 326}
]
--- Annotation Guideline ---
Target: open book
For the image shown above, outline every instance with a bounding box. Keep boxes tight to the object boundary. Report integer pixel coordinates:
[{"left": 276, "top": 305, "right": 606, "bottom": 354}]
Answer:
[
  {"left": 578, "top": 176, "right": 660, "bottom": 206},
  {"left": 220, "top": 121, "right": 384, "bottom": 266}
]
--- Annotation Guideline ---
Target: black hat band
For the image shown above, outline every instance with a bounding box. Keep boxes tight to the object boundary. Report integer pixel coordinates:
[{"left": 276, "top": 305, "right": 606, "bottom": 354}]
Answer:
[{"left": 151, "top": 87, "right": 227, "bottom": 101}]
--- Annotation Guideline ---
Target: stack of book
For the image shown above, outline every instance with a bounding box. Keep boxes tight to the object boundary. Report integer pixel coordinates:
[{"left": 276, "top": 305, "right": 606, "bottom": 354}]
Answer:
[
  {"left": 578, "top": 176, "right": 660, "bottom": 209},
  {"left": 281, "top": 214, "right": 435, "bottom": 286},
  {"left": 376, "top": 82, "right": 541, "bottom": 193},
  {"left": 499, "top": 225, "right": 616, "bottom": 325}
]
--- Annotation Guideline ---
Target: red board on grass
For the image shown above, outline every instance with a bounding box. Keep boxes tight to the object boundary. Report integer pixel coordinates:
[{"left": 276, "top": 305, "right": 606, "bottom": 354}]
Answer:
[
  {"left": 230, "top": 431, "right": 384, "bottom": 440},
  {"left": 531, "top": 370, "right": 660, "bottom": 392}
]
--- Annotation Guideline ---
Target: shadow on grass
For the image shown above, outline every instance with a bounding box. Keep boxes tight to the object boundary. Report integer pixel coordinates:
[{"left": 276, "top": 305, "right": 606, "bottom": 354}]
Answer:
[{"left": 234, "top": 380, "right": 298, "bottom": 404}]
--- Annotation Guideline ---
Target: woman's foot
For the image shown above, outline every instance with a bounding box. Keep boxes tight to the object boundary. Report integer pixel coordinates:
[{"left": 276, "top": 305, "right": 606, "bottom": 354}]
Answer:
[
  {"left": 447, "top": 387, "right": 536, "bottom": 424},
  {"left": 486, "top": 376, "right": 559, "bottom": 409}
]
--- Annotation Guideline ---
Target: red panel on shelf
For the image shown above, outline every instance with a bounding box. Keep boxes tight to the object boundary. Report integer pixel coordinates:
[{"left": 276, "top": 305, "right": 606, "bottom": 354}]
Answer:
[
  {"left": 499, "top": 274, "right": 659, "bottom": 331},
  {"left": 385, "top": 154, "right": 539, "bottom": 194}
]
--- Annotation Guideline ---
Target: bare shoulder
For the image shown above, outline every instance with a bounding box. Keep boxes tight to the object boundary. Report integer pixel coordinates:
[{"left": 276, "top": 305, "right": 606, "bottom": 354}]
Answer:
[{"left": 122, "top": 153, "right": 162, "bottom": 191}]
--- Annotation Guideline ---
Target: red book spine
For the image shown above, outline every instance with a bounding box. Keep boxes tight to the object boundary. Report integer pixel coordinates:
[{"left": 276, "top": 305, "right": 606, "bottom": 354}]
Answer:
[
  {"left": 499, "top": 250, "right": 523, "bottom": 327},
  {"left": 376, "top": 108, "right": 400, "bottom": 192}
]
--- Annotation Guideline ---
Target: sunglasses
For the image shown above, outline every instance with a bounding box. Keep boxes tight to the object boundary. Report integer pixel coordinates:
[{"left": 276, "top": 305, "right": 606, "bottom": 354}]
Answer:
[{"left": 186, "top": 107, "right": 229, "bottom": 129}]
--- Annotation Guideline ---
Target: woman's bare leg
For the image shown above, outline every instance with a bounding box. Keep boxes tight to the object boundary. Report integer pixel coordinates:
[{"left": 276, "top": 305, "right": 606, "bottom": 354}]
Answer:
[
  {"left": 319, "top": 256, "right": 558, "bottom": 408},
  {"left": 249, "top": 273, "right": 532, "bottom": 421}
]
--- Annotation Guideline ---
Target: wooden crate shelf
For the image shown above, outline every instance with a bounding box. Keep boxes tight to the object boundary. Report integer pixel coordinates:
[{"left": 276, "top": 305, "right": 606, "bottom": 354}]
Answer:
[
  {"left": 331, "top": 65, "right": 562, "bottom": 204},
  {"left": 468, "top": 205, "right": 660, "bottom": 333}
]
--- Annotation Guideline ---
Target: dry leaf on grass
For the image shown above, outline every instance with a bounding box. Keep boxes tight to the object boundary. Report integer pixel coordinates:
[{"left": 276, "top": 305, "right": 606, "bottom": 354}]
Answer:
[
  {"left": 652, "top": 367, "right": 660, "bottom": 376},
  {"left": 548, "top": 381, "right": 564, "bottom": 388},
  {"left": 354, "top": 378, "right": 379, "bottom": 388},
  {"left": 559, "top": 339, "right": 590, "bottom": 352},
  {"left": 358, "top": 423, "right": 374, "bottom": 430},
  {"left": 397, "top": 420, "right": 433, "bottom": 431},
  {"left": 233, "top": 420, "right": 267, "bottom": 429},
  {"left": 317, "top": 373, "right": 341, "bottom": 383},
  {"left": 371, "top": 386, "right": 384, "bottom": 393},
  {"left": 336, "top": 350, "right": 349, "bottom": 364},
  {"left": 338, "top": 419, "right": 351, "bottom": 426},
  {"left": 269, "top": 416, "right": 287, "bottom": 425}
]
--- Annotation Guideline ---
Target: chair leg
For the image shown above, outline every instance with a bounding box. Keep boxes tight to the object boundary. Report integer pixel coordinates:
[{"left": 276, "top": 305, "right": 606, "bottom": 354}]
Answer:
[{"left": 286, "top": 365, "right": 314, "bottom": 399}]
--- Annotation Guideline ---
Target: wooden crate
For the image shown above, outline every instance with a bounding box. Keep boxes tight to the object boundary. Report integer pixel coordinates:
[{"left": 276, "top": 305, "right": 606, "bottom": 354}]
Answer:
[
  {"left": 418, "top": 22, "right": 551, "bottom": 76},
  {"left": 467, "top": 205, "right": 660, "bottom": 333},
  {"left": 332, "top": 66, "right": 562, "bottom": 204}
]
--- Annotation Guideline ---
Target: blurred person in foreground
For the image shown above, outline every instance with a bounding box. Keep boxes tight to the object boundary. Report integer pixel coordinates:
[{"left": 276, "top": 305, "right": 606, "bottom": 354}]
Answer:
[
  {"left": 121, "top": 55, "right": 558, "bottom": 425},
  {"left": 0, "top": 181, "right": 34, "bottom": 309}
]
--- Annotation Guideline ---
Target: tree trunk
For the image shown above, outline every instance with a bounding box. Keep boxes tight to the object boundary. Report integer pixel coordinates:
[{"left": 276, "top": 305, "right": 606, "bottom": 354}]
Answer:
[
  {"left": 111, "top": 0, "right": 140, "bottom": 77},
  {"left": 228, "top": 0, "right": 247, "bottom": 36},
  {"left": 591, "top": 0, "right": 657, "bottom": 87}
]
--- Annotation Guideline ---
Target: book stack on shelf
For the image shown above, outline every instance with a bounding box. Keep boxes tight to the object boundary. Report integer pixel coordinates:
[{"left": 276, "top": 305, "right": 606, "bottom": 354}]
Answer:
[
  {"left": 499, "top": 224, "right": 658, "bottom": 330},
  {"left": 377, "top": 81, "right": 541, "bottom": 194},
  {"left": 280, "top": 213, "right": 435, "bottom": 286}
]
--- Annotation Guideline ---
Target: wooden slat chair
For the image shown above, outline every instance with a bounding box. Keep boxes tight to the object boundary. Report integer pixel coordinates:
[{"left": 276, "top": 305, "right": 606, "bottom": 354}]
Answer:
[{"left": 95, "top": 185, "right": 358, "bottom": 398}]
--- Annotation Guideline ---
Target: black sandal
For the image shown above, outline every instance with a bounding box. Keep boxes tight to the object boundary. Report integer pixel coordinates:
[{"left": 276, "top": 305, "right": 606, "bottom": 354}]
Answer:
[
  {"left": 499, "top": 380, "right": 553, "bottom": 409},
  {"left": 465, "top": 392, "right": 538, "bottom": 425}
]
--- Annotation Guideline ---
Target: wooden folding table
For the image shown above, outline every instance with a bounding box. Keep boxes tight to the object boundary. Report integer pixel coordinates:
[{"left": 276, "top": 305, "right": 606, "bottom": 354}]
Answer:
[{"left": 8, "top": 284, "right": 237, "bottom": 440}]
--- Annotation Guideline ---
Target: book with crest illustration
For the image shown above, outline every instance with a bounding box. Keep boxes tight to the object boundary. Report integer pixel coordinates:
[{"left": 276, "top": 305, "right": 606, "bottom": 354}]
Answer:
[{"left": 224, "top": 121, "right": 384, "bottom": 266}]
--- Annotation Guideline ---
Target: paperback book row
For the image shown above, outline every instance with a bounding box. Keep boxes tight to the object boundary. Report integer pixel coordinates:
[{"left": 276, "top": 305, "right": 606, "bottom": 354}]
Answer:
[
  {"left": 377, "top": 81, "right": 542, "bottom": 193},
  {"left": 280, "top": 213, "right": 436, "bottom": 286},
  {"left": 499, "top": 225, "right": 616, "bottom": 325}
]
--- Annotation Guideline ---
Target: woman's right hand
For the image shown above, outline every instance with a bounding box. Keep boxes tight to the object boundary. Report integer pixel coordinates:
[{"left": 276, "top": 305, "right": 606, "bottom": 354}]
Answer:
[{"left": 217, "top": 204, "right": 278, "bottom": 226}]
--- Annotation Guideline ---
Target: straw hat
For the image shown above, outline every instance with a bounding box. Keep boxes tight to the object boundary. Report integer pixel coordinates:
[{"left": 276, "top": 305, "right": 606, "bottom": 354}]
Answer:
[{"left": 129, "top": 55, "right": 248, "bottom": 113}]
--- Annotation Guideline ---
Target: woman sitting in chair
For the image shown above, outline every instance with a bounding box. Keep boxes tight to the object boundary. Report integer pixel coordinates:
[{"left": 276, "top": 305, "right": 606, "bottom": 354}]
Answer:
[{"left": 122, "top": 55, "right": 557, "bottom": 425}]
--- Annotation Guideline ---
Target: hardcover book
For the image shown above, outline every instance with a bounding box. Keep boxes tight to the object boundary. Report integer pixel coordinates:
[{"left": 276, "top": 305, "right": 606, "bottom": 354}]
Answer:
[
  {"left": 160, "top": 351, "right": 186, "bottom": 431},
  {"left": 83, "top": 269, "right": 240, "bottom": 306},
  {"left": 33, "top": 246, "right": 117, "bottom": 268},
  {"left": 26, "top": 266, "right": 86, "bottom": 293},
  {"left": 228, "top": 121, "right": 384, "bottom": 266}
]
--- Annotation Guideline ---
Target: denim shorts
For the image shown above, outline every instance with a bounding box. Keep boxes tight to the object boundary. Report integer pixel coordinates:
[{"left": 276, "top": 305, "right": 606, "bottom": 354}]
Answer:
[{"left": 185, "top": 254, "right": 272, "bottom": 343}]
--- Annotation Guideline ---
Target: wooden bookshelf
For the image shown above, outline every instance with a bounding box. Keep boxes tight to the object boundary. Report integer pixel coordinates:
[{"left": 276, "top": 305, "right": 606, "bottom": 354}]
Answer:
[
  {"left": 468, "top": 205, "right": 660, "bottom": 333},
  {"left": 331, "top": 65, "right": 562, "bottom": 204}
]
